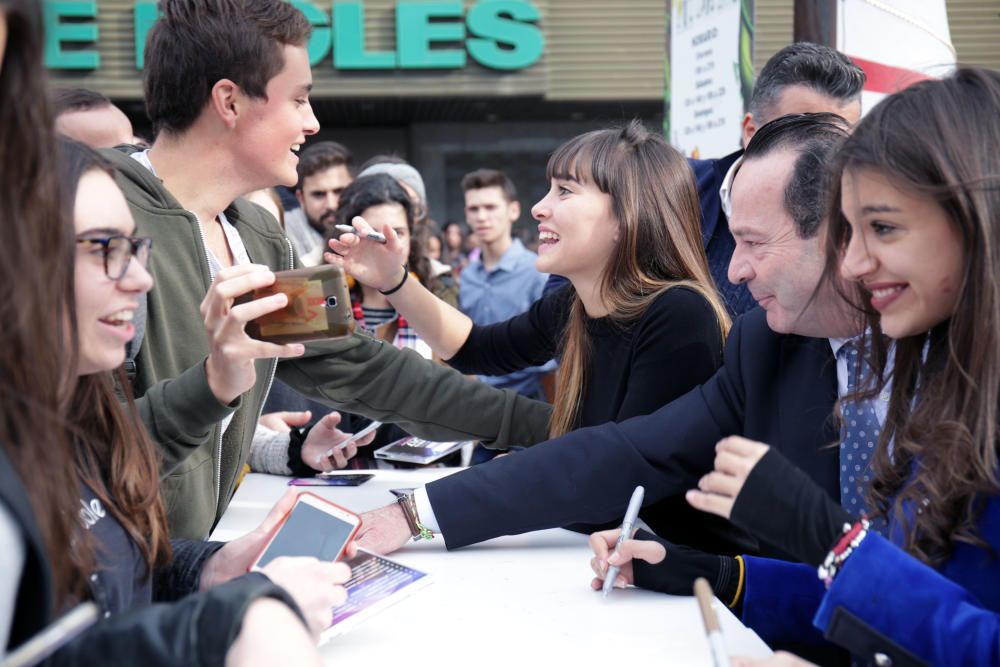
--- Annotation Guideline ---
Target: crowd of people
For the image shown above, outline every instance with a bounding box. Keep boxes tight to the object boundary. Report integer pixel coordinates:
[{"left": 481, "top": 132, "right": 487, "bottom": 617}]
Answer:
[{"left": 2, "top": 0, "right": 999, "bottom": 665}]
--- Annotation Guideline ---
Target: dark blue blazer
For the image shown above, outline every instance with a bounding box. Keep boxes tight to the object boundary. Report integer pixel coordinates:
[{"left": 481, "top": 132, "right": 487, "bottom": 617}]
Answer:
[
  {"left": 426, "top": 308, "right": 840, "bottom": 552},
  {"left": 689, "top": 151, "right": 756, "bottom": 316}
]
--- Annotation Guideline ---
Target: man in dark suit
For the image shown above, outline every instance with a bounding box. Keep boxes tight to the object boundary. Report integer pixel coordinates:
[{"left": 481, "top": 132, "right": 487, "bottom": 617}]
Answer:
[
  {"left": 356, "top": 114, "right": 860, "bottom": 562},
  {"left": 693, "top": 42, "right": 863, "bottom": 317}
]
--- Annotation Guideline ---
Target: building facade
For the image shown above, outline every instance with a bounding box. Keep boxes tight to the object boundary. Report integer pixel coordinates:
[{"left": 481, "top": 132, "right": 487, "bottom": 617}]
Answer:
[{"left": 46, "top": 0, "right": 1000, "bottom": 230}]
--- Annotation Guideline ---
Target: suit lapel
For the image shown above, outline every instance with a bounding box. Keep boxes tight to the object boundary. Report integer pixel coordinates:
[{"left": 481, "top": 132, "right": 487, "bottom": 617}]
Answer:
[{"left": 775, "top": 334, "right": 841, "bottom": 498}]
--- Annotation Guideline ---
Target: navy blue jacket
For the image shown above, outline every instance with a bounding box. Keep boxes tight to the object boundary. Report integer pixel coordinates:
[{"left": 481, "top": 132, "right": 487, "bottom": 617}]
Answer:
[
  {"left": 689, "top": 151, "right": 756, "bottom": 316},
  {"left": 426, "top": 308, "right": 840, "bottom": 551}
]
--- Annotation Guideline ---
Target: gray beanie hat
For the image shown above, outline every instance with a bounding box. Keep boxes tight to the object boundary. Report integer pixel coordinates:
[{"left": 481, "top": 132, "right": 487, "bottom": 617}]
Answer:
[{"left": 357, "top": 163, "right": 427, "bottom": 205}]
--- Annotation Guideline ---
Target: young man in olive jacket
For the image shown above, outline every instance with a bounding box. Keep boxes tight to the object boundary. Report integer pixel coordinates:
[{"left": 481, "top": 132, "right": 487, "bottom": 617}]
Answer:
[{"left": 107, "top": 0, "right": 550, "bottom": 539}]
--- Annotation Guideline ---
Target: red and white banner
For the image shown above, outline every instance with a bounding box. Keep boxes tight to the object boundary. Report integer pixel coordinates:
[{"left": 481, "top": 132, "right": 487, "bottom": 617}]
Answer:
[{"left": 838, "top": 0, "right": 956, "bottom": 113}]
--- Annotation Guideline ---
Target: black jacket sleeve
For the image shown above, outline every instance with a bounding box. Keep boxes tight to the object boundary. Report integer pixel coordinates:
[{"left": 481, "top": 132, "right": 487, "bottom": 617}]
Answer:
[
  {"left": 49, "top": 573, "right": 303, "bottom": 667},
  {"left": 426, "top": 311, "right": 758, "bottom": 549},
  {"left": 447, "top": 285, "right": 572, "bottom": 375},
  {"left": 731, "top": 448, "right": 852, "bottom": 566},
  {"left": 153, "top": 540, "right": 226, "bottom": 602}
]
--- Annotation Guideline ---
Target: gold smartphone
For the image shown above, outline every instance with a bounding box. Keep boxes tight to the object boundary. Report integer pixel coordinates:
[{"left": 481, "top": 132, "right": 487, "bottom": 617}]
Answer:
[{"left": 243, "top": 265, "right": 355, "bottom": 344}]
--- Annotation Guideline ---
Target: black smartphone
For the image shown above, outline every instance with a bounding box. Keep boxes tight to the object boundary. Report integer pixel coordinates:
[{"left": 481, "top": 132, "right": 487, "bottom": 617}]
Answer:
[
  {"left": 288, "top": 473, "right": 375, "bottom": 487},
  {"left": 243, "top": 265, "right": 355, "bottom": 344}
]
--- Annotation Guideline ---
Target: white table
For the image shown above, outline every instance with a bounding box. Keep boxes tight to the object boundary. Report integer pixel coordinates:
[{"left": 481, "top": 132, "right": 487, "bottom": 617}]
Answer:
[{"left": 213, "top": 470, "right": 773, "bottom": 666}]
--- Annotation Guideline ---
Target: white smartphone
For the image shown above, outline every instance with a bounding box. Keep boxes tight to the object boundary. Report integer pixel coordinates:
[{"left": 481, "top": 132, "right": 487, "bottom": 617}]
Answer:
[
  {"left": 328, "top": 420, "right": 382, "bottom": 454},
  {"left": 250, "top": 493, "right": 362, "bottom": 571}
]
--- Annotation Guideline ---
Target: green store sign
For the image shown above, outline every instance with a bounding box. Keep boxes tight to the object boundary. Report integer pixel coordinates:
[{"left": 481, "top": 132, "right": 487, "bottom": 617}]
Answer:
[{"left": 44, "top": 0, "right": 544, "bottom": 71}]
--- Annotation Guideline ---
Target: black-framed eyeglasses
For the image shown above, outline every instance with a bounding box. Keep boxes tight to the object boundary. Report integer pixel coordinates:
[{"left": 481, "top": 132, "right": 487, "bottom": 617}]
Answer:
[{"left": 76, "top": 235, "right": 153, "bottom": 281}]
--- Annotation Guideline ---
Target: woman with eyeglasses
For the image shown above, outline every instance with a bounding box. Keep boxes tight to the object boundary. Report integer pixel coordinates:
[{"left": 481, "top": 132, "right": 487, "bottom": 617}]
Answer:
[{"left": 1, "top": 106, "right": 348, "bottom": 667}]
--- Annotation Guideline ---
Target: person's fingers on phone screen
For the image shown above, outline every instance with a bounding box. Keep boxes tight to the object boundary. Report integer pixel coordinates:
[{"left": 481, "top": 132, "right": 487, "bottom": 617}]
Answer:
[
  {"left": 229, "top": 291, "right": 288, "bottom": 323},
  {"left": 202, "top": 266, "right": 274, "bottom": 317},
  {"left": 245, "top": 339, "right": 306, "bottom": 360}
]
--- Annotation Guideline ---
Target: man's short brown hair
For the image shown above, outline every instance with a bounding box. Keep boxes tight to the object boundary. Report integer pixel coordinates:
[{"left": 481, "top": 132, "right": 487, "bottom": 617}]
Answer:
[
  {"left": 144, "top": 0, "right": 311, "bottom": 136},
  {"left": 51, "top": 87, "right": 112, "bottom": 116},
  {"left": 461, "top": 168, "right": 517, "bottom": 203},
  {"left": 295, "top": 141, "right": 353, "bottom": 191}
]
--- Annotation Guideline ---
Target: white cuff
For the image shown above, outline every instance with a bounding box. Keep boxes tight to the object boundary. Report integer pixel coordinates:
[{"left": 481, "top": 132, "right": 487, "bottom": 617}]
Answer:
[{"left": 413, "top": 486, "right": 441, "bottom": 534}]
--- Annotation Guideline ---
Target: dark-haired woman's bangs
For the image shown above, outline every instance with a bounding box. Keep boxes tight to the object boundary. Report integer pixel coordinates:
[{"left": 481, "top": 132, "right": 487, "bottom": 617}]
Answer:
[{"left": 546, "top": 133, "right": 594, "bottom": 185}]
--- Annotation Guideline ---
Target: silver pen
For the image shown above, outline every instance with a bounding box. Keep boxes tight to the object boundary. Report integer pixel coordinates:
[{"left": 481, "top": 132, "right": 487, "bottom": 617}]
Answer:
[
  {"left": 602, "top": 485, "right": 645, "bottom": 598},
  {"left": 334, "top": 224, "right": 386, "bottom": 244}
]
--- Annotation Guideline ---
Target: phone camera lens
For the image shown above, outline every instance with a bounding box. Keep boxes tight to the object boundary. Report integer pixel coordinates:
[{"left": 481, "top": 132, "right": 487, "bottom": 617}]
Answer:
[{"left": 325, "top": 296, "right": 338, "bottom": 309}]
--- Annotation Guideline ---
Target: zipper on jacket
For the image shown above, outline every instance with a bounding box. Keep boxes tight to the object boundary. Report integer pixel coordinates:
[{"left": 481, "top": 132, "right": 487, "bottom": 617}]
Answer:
[
  {"left": 190, "top": 212, "right": 225, "bottom": 512},
  {"left": 251, "top": 238, "right": 293, "bottom": 428},
  {"left": 250, "top": 238, "right": 294, "bottom": 437}
]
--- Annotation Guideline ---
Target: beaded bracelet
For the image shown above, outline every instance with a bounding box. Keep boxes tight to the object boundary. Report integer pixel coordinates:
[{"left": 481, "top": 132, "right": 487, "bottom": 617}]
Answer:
[{"left": 817, "top": 515, "right": 870, "bottom": 587}]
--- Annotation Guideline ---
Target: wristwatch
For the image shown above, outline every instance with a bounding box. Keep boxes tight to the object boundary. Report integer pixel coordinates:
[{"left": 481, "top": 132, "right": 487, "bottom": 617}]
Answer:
[{"left": 389, "top": 488, "right": 434, "bottom": 541}]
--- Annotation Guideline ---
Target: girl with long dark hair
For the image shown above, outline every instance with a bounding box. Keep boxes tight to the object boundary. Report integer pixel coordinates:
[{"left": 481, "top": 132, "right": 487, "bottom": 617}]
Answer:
[
  {"left": 332, "top": 121, "right": 730, "bottom": 439},
  {"left": 330, "top": 120, "right": 730, "bottom": 547},
  {"left": 0, "top": 135, "right": 352, "bottom": 662},
  {"left": 679, "top": 68, "right": 1000, "bottom": 665}
]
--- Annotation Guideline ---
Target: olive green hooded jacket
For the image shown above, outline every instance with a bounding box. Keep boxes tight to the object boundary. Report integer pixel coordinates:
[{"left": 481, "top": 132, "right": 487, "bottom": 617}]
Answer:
[{"left": 105, "top": 146, "right": 552, "bottom": 539}]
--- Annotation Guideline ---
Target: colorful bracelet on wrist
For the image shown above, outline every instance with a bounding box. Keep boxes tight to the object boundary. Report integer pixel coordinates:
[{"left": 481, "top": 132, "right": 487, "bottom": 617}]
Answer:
[{"left": 818, "top": 514, "right": 870, "bottom": 587}]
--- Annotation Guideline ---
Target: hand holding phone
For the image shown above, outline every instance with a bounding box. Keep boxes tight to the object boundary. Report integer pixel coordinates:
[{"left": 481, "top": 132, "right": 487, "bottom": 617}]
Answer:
[
  {"left": 251, "top": 493, "right": 362, "bottom": 570},
  {"left": 201, "top": 264, "right": 313, "bottom": 405},
  {"left": 241, "top": 265, "right": 355, "bottom": 344},
  {"left": 327, "top": 420, "right": 382, "bottom": 455}
]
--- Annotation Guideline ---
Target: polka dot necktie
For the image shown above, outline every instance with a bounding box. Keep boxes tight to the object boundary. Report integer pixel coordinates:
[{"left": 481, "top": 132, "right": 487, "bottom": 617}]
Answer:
[{"left": 838, "top": 338, "right": 881, "bottom": 512}]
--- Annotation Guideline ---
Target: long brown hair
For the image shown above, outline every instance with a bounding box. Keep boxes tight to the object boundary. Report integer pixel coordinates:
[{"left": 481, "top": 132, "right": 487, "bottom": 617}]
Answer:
[
  {"left": 60, "top": 140, "right": 172, "bottom": 581},
  {"left": 548, "top": 121, "right": 731, "bottom": 437},
  {"left": 0, "top": 0, "right": 81, "bottom": 607},
  {"left": 824, "top": 68, "right": 1000, "bottom": 565}
]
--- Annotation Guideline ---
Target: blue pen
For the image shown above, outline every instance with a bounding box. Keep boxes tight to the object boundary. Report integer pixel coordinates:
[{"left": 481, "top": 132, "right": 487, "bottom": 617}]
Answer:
[
  {"left": 602, "top": 485, "right": 645, "bottom": 598},
  {"left": 334, "top": 224, "right": 386, "bottom": 244}
]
